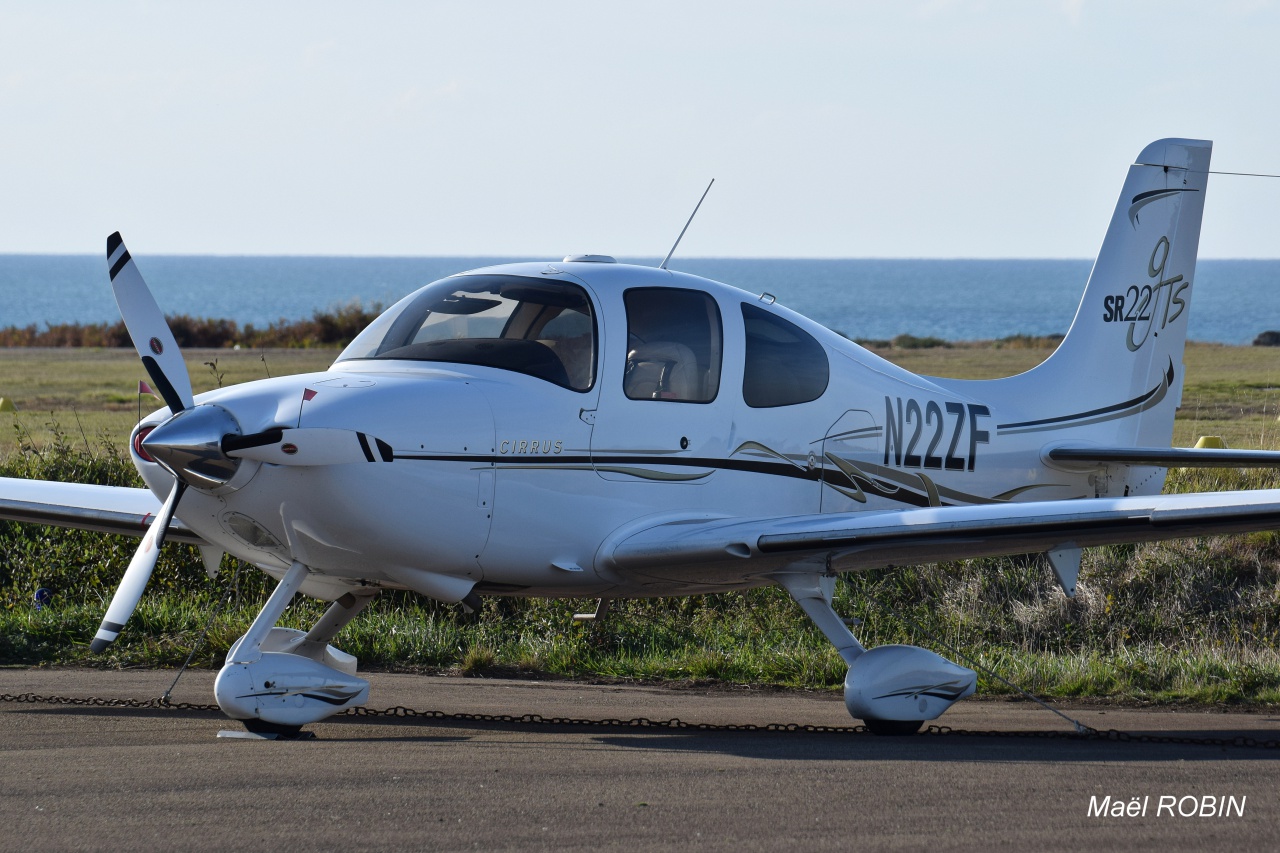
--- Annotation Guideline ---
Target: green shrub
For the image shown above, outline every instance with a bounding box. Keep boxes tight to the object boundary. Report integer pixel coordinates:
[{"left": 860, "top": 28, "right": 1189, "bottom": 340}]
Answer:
[
  {"left": 891, "top": 333, "right": 950, "bottom": 349},
  {"left": 0, "top": 301, "right": 383, "bottom": 349}
]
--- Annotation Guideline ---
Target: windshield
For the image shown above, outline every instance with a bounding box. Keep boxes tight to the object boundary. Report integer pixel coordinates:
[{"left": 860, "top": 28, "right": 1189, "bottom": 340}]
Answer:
[{"left": 336, "top": 274, "right": 596, "bottom": 391}]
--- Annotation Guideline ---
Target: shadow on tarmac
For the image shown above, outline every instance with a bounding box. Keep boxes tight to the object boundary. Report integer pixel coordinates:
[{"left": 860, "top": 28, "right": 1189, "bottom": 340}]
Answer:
[{"left": 13, "top": 702, "right": 1280, "bottom": 763}]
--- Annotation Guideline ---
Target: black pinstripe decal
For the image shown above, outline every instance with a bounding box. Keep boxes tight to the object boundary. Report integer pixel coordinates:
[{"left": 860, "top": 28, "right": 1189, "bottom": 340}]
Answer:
[
  {"left": 997, "top": 360, "right": 1174, "bottom": 433},
  {"left": 391, "top": 452, "right": 941, "bottom": 508}
]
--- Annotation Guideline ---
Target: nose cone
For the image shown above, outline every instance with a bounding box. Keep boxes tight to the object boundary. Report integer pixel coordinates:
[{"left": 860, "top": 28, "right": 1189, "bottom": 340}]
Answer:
[{"left": 142, "top": 404, "right": 242, "bottom": 490}]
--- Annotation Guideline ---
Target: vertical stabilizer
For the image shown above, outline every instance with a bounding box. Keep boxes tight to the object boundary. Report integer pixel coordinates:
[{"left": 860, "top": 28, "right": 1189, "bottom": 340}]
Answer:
[{"left": 941, "top": 139, "right": 1211, "bottom": 489}]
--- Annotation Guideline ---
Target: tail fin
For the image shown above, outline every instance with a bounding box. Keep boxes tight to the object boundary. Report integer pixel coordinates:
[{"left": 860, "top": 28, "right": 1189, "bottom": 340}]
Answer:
[{"left": 939, "top": 139, "right": 1211, "bottom": 471}]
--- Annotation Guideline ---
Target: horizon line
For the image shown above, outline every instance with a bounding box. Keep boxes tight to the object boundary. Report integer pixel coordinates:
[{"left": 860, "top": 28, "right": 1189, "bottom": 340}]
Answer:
[{"left": 2, "top": 252, "right": 1279, "bottom": 262}]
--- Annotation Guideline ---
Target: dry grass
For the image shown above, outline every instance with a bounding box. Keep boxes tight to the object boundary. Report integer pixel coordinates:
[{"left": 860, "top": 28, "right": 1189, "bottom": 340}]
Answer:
[
  {"left": 0, "top": 348, "right": 334, "bottom": 455},
  {"left": 5, "top": 341, "right": 1280, "bottom": 454}
]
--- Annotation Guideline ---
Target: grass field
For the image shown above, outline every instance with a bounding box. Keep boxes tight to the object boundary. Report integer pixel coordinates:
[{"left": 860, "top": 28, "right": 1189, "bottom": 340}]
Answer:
[
  {"left": 4, "top": 341, "right": 1280, "bottom": 454},
  {"left": 5, "top": 342, "right": 1280, "bottom": 704},
  {"left": 0, "top": 348, "right": 334, "bottom": 455}
]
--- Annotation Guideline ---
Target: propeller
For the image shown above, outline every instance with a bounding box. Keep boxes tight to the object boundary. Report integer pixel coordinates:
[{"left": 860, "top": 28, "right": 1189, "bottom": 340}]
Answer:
[
  {"left": 92, "top": 233, "right": 196, "bottom": 653},
  {"left": 89, "top": 481, "right": 186, "bottom": 652},
  {"left": 107, "top": 232, "right": 193, "bottom": 414},
  {"left": 94, "top": 233, "right": 394, "bottom": 652}
]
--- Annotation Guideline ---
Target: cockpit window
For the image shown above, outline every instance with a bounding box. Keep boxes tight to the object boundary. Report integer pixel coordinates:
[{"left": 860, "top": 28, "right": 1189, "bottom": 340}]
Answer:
[{"left": 336, "top": 274, "right": 596, "bottom": 391}]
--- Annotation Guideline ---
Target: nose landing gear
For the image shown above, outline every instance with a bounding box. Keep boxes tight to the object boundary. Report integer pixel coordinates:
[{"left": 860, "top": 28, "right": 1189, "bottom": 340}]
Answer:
[{"left": 214, "top": 561, "right": 378, "bottom": 738}]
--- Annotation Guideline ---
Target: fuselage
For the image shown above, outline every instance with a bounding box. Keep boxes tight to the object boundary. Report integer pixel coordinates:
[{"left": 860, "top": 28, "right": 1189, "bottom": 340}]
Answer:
[{"left": 131, "top": 259, "right": 1112, "bottom": 602}]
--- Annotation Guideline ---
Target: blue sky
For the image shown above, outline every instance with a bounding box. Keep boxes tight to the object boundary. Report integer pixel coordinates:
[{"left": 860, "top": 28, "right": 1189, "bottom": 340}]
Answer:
[{"left": 2, "top": 1, "right": 1278, "bottom": 258}]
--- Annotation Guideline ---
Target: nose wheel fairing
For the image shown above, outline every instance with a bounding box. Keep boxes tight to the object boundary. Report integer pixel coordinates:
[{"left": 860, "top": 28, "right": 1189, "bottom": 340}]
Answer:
[
  {"left": 215, "top": 653, "right": 370, "bottom": 728},
  {"left": 214, "top": 571, "right": 378, "bottom": 731}
]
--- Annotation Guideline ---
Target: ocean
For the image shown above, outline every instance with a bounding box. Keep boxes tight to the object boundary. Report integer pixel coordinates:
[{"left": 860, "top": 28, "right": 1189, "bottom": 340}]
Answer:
[{"left": 1, "top": 255, "right": 1278, "bottom": 345}]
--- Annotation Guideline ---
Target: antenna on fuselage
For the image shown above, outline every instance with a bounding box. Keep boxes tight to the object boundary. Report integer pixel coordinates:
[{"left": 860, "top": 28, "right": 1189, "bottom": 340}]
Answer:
[{"left": 659, "top": 179, "right": 714, "bottom": 270}]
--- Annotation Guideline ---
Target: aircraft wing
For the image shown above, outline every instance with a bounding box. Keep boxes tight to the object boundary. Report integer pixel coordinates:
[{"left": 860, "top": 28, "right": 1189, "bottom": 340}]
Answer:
[
  {"left": 0, "top": 477, "right": 205, "bottom": 545},
  {"left": 604, "top": 489, "right": 1280, "bottom": 580}
]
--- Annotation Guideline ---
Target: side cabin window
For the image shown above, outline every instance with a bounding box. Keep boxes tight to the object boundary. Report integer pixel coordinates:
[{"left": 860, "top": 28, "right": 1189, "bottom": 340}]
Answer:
[
  {"left": 335, "top": 274, "right": 596, "bottom": 392},
  {"left": 623, "top": 288, "right": 722, "bottom": 403},
  {"left": 741, "top": 303, "right": 830, "bottom": 407}
]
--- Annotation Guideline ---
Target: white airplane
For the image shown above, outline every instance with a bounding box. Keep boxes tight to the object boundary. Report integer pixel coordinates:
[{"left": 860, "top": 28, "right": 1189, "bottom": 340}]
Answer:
[{"left": 3, "top": 137, "right": 1279, "bottom": 737}]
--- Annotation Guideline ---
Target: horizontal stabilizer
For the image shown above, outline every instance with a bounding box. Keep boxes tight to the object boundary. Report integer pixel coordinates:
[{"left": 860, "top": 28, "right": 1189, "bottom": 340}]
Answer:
[{"left": 1048, "top": 446, "right": 1280, "bottom": 469}]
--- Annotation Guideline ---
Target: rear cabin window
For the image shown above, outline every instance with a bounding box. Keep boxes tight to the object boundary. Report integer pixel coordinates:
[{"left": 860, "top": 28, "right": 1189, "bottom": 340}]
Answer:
[
  {"left": 623, "top": 288, "right": 722, "bottom": 403},
  {"left": 335, "top": 274, "right": 596, "bottom": 392},
  {"left": 741, "top": 303, "right": 829, "bottom": 407}
]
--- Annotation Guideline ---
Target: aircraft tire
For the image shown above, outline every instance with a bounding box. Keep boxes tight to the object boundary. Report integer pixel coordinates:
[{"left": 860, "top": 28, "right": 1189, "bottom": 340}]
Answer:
[
  {"left": 862, "top": 718, "right": 924, "bottom": 736},
  {"left": 240, "top": 718, "right": 309, "bottom": 739}
]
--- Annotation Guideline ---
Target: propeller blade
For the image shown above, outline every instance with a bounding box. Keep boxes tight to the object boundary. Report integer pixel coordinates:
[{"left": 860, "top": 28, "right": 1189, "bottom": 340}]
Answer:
[
  {"left": 90, "top": 481, "right": 187, "bottom": 653},
  {"left": 106, "top": 232, "right": 194, "bottom": 414},
  {"left": 223, "top": 428, "right": 395, "bottom": 466}
]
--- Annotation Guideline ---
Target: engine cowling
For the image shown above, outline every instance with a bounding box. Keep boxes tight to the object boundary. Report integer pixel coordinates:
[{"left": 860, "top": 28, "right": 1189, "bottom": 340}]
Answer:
[{"left": 844, "top": 644, "right": 976, "bottom": 723}]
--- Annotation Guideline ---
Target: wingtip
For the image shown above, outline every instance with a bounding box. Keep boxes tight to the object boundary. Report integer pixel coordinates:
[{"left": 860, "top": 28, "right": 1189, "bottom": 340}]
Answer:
[
  {"left": 107, "top": 232, "right": 123, "bottom": 256},
  {"left": 89, "top": 637, "right": 111, "bottom": 654}
]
